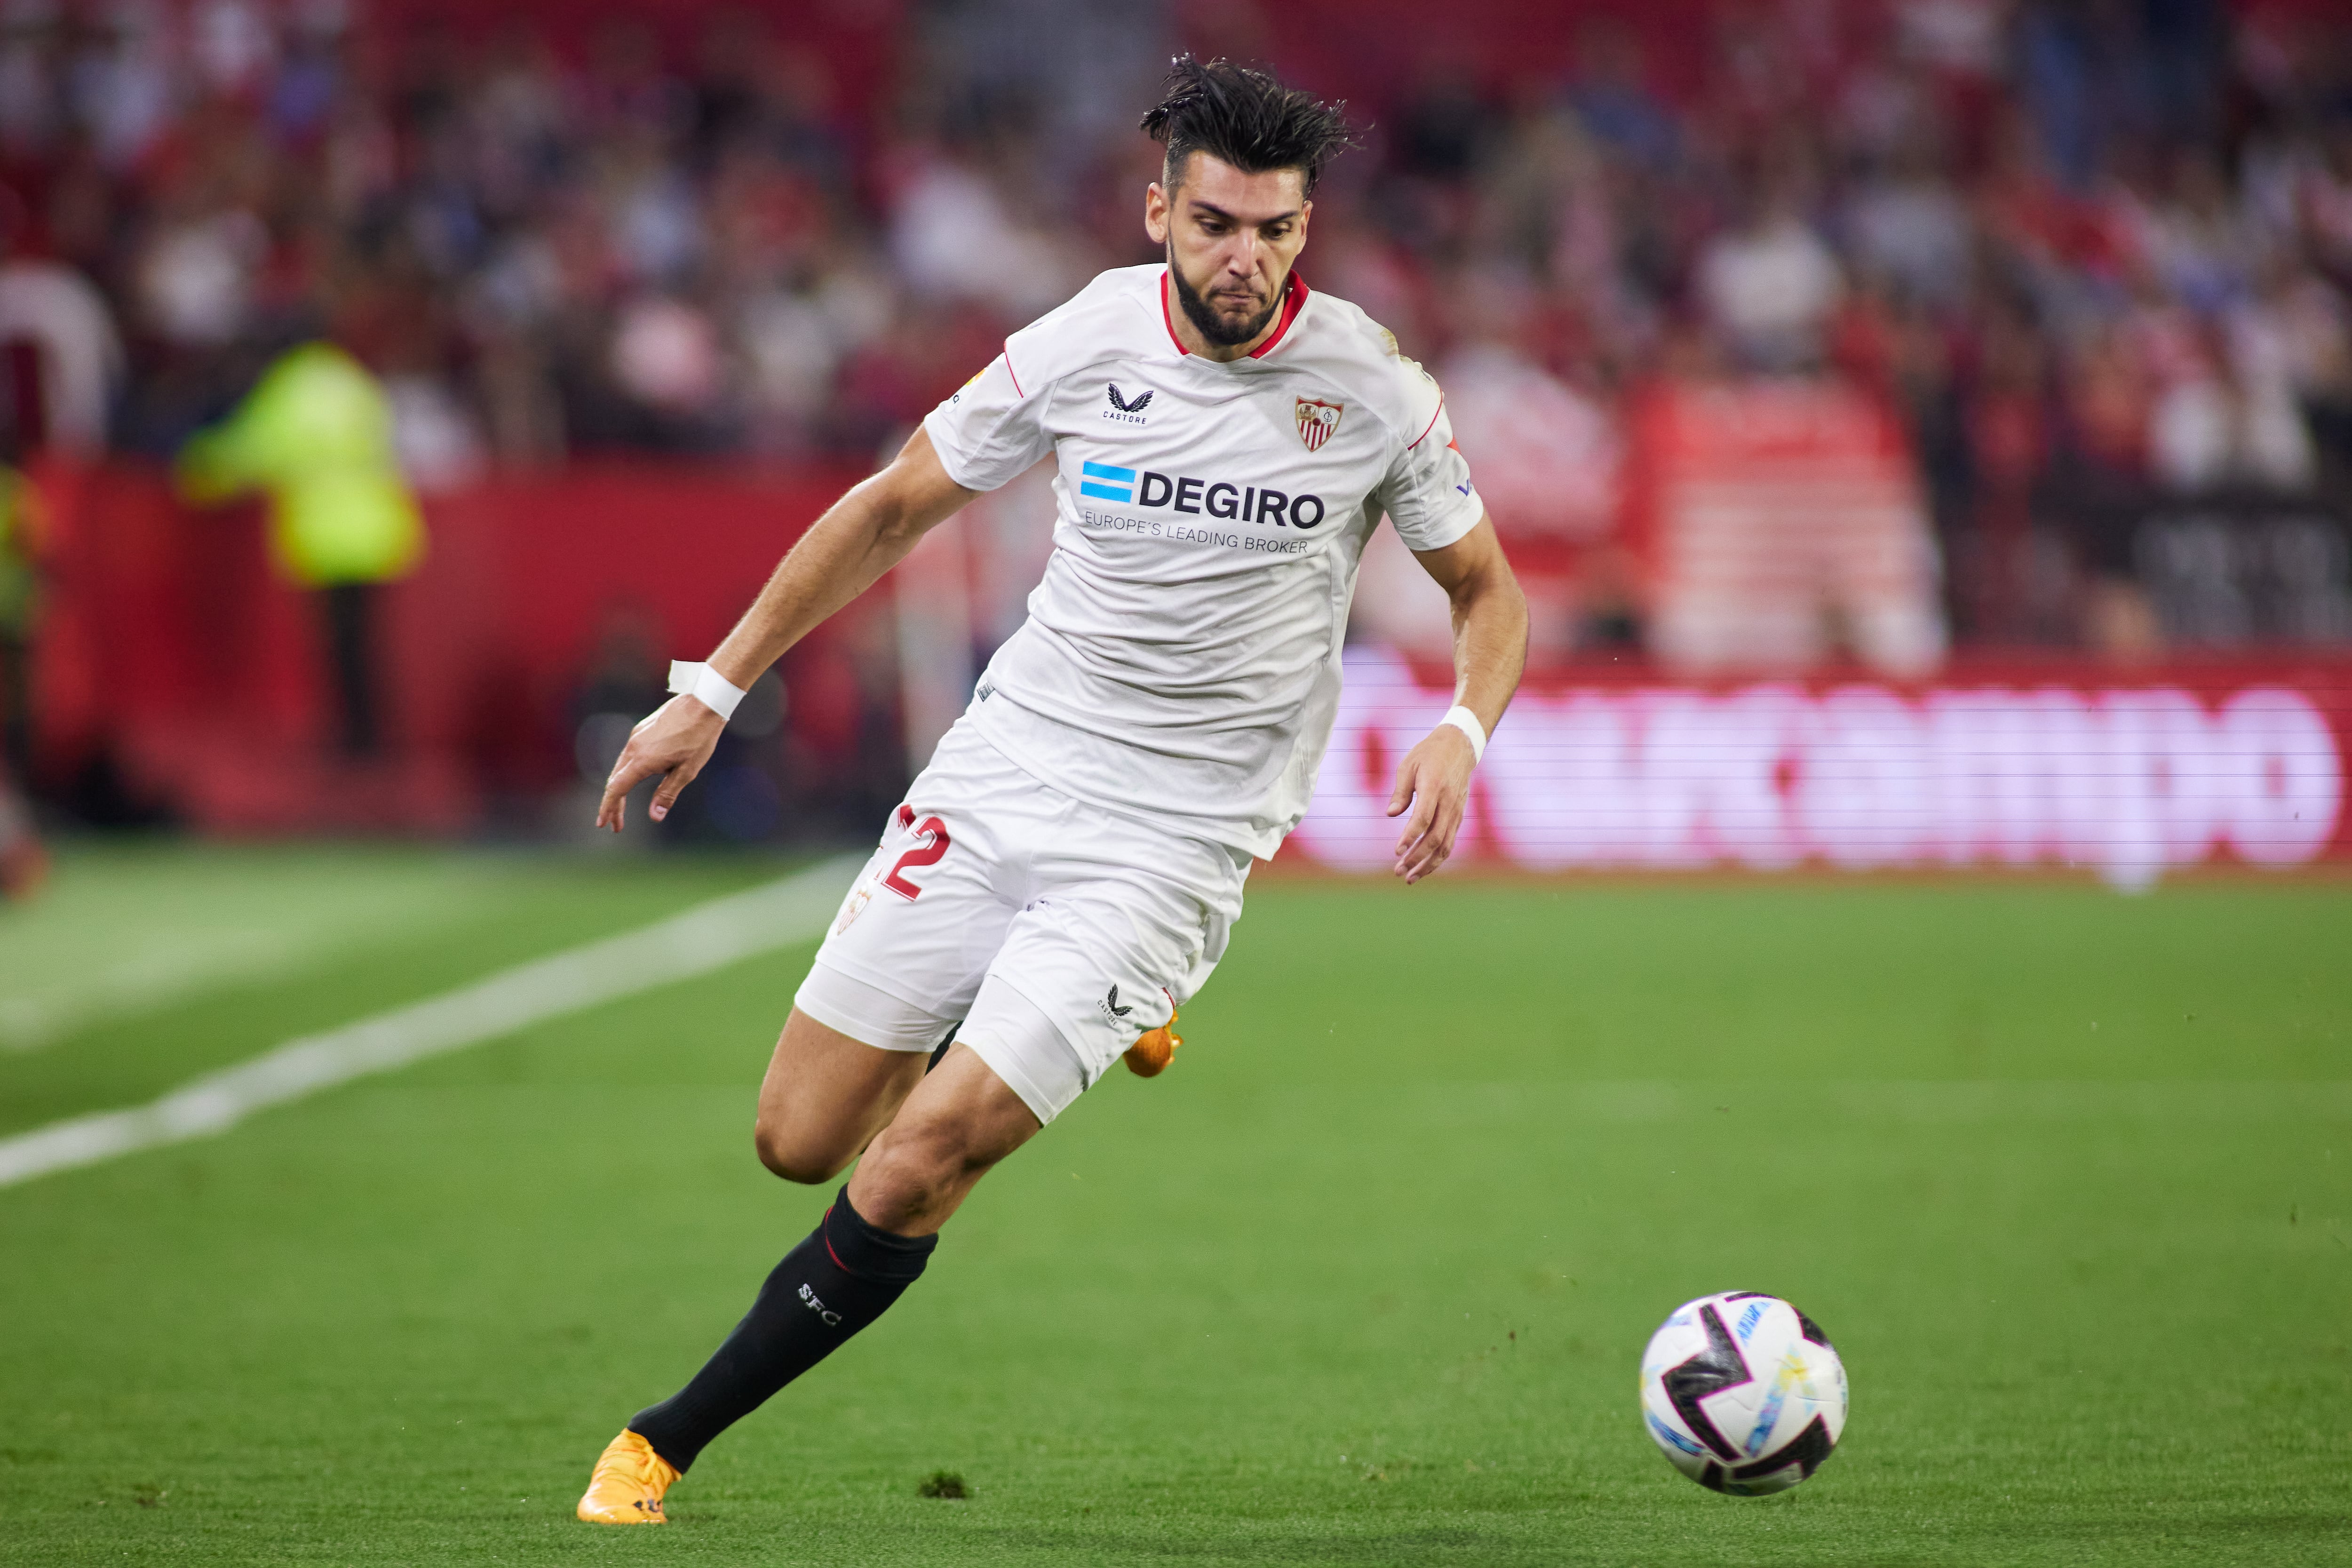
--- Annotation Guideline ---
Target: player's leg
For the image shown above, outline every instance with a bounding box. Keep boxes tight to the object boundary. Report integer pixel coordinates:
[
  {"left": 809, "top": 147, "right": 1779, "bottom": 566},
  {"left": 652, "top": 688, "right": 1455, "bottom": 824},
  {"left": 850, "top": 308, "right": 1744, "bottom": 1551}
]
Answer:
[
  {"left": 845, "top": 1039, "right": 1042, "bottom": 1233},
  {"left": 580, "top": 728, "right": 1017, "bottom": 1524},
  {"left": 582, "top": 923, "right": 1130, "bottom": 1524},
  {"left": 754, "top": 799, "right": 1026, "bottom": 1183},
  {"left": 749, "top": 1007, "right": 938, "bottom": 1185},
  {"left": 577, "top": 874, "right": 1222, "bottom": 1521},
  {"left": 578, "top": 1016, "right": 976, "bottom": 1526},
  {"left": 588, "top": 1038, "right": 1038, "bottom": 1518}
]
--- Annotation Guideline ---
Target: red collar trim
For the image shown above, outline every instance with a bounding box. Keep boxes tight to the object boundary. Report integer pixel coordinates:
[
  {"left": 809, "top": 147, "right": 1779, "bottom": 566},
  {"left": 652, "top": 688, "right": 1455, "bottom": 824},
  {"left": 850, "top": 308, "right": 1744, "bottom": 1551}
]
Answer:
[
  {"left": 1159, "top": 269, "right": 1187, "bottom": 354},
  {"left": 1158, "top": 268, "right": 1311, "bottom": 359},
  {"left": 1250, "top": 270, "right": 1309, "bottom": 358}
]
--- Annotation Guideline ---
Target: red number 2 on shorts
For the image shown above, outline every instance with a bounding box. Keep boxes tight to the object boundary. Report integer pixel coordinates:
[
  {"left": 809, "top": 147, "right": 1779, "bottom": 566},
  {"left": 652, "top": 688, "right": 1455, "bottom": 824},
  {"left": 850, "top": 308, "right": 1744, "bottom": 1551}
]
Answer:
[{"left": 883, "top": 806, "right": 950, "bottom": 899}]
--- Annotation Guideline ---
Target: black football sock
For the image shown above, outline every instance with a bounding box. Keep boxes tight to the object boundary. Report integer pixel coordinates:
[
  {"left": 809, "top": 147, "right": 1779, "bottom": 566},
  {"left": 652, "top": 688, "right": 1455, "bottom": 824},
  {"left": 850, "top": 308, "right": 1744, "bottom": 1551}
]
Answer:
[{"left": 628, "top": 1187, "right": 936, "bottom": 1472}]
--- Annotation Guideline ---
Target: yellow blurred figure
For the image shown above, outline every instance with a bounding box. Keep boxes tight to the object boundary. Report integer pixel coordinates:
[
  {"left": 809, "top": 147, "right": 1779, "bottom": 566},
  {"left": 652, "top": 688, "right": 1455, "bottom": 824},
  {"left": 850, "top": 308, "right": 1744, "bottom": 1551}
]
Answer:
[
  {"left": 0, "top": 463, "right": 46, "bottom": 899},
  {"left": 177, "top": 343, "right": 424, "bottom": 756},
  {"left": 0, "top": 461, "right": 42, "bottom": 729}
]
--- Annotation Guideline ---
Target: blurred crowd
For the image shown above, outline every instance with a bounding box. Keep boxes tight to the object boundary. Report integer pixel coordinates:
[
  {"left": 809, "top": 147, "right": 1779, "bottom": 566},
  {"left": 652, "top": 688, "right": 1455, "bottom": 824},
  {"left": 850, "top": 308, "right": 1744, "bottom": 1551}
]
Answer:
[
  {"left": 0, "top": 0, "right": 1180, "bottom": 479},
  {"left": 1301, "top": 0, "right": 2352, "bottom": 651},
  {"left": 0, "top": 0, "right": 2346, "bottom": 653}
]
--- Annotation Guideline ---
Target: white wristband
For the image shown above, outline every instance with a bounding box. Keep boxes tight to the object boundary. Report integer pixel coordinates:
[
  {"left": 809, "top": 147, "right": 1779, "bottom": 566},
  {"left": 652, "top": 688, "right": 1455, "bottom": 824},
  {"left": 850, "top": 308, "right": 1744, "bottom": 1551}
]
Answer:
[
  {"left": 1440, "top": 704, "right": 1487, "bottom": 764},
  {"left": 667, "top": 660, "right": 748, "bottom": 722}
]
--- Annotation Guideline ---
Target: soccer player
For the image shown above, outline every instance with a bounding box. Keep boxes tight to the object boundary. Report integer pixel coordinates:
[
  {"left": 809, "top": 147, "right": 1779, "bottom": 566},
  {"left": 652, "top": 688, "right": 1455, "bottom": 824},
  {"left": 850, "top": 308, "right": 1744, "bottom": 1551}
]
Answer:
[{"left": 577, "top": 56, "right": 1527, "bottom": 1524}]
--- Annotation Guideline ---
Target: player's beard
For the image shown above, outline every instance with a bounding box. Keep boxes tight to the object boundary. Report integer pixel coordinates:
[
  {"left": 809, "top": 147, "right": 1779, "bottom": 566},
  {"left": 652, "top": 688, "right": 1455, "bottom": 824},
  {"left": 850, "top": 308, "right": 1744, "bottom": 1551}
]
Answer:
[{"left": 1168, "top": 247, "right": 1283, "bottom": 348}]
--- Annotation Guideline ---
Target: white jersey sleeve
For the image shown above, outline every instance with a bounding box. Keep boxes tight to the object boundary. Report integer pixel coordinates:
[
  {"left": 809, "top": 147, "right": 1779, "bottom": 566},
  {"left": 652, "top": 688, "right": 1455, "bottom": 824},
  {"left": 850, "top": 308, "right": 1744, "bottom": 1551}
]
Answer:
[
  {"left": 923, "top": 350, "right": 1053, "bottom": 492},
  {"left": 1375, "top": 363, "right": 1483, "bottom": 552}
]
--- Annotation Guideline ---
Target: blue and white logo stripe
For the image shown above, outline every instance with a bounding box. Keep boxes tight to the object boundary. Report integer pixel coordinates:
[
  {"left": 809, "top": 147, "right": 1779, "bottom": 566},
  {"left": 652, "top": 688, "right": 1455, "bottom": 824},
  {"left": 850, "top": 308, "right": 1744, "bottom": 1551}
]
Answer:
[
  {"left": 1646, "top": 1410, "right": 1706, "bottom": 1457},
  {"left": 1079, "top": 461, "right": 1135, "bottom": 503}
]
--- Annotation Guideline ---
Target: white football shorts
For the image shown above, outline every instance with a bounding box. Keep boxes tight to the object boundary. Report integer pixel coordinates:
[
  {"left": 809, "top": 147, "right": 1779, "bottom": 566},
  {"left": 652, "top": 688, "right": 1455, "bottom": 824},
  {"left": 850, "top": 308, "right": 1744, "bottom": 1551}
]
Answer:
[{"left": 794, "top": 716, "right": 1250, "bottom": 1124}]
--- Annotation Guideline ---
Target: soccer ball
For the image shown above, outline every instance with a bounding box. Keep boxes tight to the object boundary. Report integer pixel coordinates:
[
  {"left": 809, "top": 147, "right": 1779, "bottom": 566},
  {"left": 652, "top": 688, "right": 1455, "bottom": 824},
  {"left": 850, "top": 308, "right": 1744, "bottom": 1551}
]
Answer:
[{"left": 1638, "top": 1291, "right": 1846, "bottom": 1496}]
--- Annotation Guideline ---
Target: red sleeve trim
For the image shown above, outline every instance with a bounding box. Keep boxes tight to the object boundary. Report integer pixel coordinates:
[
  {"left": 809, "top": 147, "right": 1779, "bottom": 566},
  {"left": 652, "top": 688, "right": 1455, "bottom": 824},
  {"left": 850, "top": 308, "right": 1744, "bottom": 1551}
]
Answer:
[
  {"left": 1407, "top": 393, "right": 1446, "bottom": 449},
  {"left": 1002, "top": 342, "right": 1025, "bottom": 397}
]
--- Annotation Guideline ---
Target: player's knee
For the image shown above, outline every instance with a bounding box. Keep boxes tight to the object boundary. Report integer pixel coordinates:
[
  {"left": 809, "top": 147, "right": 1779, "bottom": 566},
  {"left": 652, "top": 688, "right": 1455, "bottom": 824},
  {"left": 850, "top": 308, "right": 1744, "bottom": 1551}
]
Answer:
[
  {"left": 854, "top": 1119, "right": 971, "bottom": 1225},
  {"left": 752, "top": 1116, "right": 850, "bottom": 1186},
  {"left": 854, "top": 1131, "right": 945, "bottom": 1209}
]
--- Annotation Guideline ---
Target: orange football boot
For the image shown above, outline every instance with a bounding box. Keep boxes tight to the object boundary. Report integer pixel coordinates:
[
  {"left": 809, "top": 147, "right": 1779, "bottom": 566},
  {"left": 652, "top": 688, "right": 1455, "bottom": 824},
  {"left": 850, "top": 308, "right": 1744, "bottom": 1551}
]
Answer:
[
  {"left": 1124, "top": 1007, "right": 1182, "bottom": 1077},
  {"left": 576, "top": 1430, "right": 678, "bottom": 1525}
]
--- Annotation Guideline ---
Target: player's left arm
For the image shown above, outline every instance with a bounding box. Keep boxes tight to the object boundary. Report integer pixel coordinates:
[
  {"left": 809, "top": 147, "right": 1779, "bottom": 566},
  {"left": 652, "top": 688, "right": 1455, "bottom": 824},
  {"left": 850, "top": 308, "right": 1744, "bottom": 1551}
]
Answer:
[{"left": 1387, "top": 514, "right": 1528, "bottom": 883}]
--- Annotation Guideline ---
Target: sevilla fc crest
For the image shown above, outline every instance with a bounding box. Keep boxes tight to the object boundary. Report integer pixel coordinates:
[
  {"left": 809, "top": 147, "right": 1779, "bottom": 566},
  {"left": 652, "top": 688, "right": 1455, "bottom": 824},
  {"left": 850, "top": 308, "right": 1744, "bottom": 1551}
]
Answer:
[{"left": 1295, "top": 397, "right": 1343, "bottom": 452}]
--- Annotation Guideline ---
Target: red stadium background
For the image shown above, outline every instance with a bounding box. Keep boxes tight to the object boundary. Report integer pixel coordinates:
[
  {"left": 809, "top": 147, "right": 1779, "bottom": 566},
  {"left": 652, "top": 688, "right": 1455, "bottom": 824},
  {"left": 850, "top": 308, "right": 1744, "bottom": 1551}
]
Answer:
[
  {"left": 4, "top": 0, "right": 2351, "bottom": 874},
  {"left": 28, "top": 453, "right": 2348, "bottom": 871}
]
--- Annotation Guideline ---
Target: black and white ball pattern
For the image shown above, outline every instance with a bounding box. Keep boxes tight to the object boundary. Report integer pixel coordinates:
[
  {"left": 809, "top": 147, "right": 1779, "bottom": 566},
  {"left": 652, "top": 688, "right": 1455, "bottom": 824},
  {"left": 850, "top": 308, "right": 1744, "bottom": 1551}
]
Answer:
[{"left": 1638, "top": 1292, "right": 1847, "bottom": 1496}]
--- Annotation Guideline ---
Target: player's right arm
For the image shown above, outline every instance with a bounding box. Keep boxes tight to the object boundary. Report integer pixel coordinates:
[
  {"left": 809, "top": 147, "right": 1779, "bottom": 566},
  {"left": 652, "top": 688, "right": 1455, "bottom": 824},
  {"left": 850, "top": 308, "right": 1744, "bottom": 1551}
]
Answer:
[{"left": 596, "top": 426, "right": 977, "bottom": 831}]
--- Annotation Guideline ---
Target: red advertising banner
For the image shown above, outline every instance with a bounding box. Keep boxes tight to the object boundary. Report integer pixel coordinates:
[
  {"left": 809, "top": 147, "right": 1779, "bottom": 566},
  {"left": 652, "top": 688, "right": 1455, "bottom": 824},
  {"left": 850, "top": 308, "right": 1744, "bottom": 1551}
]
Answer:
[{"left": 1291, "top": 647, "right": 2352, "bottom": 886}]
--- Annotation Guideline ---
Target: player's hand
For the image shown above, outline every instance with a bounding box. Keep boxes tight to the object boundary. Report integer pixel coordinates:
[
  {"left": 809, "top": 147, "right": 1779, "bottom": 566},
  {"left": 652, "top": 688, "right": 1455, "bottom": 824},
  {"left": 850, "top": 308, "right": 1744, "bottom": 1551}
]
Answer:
[
  {"left": 596, "top": 696, "right": 726, "bottom": 832},
  {"left": 1386, "top": 724, "right": 1477, "bottom": 883}
]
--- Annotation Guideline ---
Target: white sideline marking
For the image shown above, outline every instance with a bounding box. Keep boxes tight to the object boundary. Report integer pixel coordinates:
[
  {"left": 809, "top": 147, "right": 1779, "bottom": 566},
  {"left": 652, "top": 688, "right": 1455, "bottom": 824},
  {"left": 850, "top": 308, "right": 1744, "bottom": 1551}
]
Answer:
[{"left": 0, "top": 855, "right": 862, "bottom": 1192}]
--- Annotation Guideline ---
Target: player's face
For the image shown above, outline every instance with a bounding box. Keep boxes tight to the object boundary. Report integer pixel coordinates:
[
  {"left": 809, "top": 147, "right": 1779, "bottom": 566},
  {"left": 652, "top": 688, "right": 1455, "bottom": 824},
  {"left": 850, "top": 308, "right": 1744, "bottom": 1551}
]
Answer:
[{"left": 1145, "top": 153, "right": 1311, "bottom": 355}]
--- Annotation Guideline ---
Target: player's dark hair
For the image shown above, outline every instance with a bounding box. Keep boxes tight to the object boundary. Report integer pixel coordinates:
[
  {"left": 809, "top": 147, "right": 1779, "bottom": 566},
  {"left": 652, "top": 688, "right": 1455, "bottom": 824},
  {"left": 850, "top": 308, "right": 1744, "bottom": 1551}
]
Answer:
[{"left": 1140, "top": 56, "right": 1357, "bottom": 196}]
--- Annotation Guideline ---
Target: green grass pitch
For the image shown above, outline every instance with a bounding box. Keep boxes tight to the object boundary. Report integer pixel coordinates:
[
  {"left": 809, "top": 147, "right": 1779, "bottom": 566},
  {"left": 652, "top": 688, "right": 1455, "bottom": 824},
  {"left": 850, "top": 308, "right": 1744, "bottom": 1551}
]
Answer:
[{"left": 1, "top": 845, "right": 2347, "bottom": 1566}]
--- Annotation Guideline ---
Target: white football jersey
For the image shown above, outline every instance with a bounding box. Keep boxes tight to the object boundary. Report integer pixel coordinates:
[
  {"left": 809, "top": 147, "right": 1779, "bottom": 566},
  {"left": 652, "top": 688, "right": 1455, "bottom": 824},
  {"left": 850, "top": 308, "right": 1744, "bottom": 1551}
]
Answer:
[{"left": 922, "top": 263, "right": 1483, "bottom": 857}]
